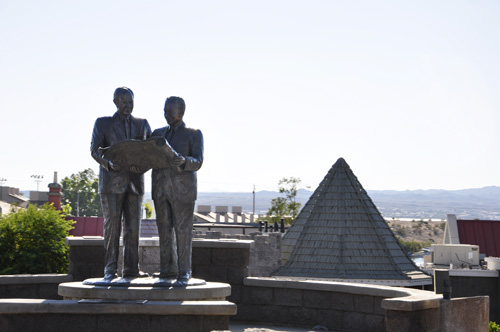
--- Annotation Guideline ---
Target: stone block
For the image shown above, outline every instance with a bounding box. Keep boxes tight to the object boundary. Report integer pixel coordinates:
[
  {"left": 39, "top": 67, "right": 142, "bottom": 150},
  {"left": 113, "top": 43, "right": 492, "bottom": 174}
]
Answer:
[
  {"left": 38, "top": 284, "right": 61, "bottom": 300},
  {"left": 385, "top": 308, "right": 440, "bottom": 332},
  {"left": 273, "top": 287, "right": 302, "bottom": 307},
  {"left": 71, "top": 263, "right": 92, "bottom": 281},
  {"left": 342, "top": 311, "right": 367, "bottom": 332},
  {"left": 70, "top": 246, "right": 104, "bottom": 264},
  {"left": 316, "top": 309, "right": 342, "bottom": 330},
  {"left": 235, "top": 303, "right": 272, "bottom": 322},
  {"left": 373, "top": 296, "right": 387, "bottom": 316},
  {"left": 192, "top": 264, "right": 211, "bottom": 281},
  {"left": 364, "top": 313, "right": 386, "bottom": 332},
  {"left": 139, "top": 263, "right": 157, "bottom": 275},
  {"left": 227, "top": 285, "right": 242, "bottom": 304},
  {"left": 242, "top": 286, "right": 273, "bottom": 305},
  {"left": 287, "top": 306, "right": 318, "bottom": 326},
  {"left": 0, "top": 314, "right": 97, "bottom": 332},
  {"left": 151, "top": 315, "right": 202, "bottom": 332},
  {"left": 201, "top": 315, "right": 230, "bottom": 332},
  {"left": 0, "top": 314, "right": 35, "bottom": 332},
  {"left": 439, "top": 296, "right": 489, "bottom": 332},
  {"left": 4, "top": 285, "right": 38, "bottom": 299},
  {"left": 89, "top": 264, "right": 105, "bottom": 279},
  {"left": 45, "top": 314, "right": 97, "bottom": 332},
  {"left": 193, "top": 247, "right": 212, "bottom": 265},
  {"left": 212, "top": 248, "right": 250, "bottom": 267},
  {"left": 331, "top": 292, "right": 354, "bottom": 311},
  {"left": 303, "top": 290, "right": 333, "bottom": 309},
  {"left": 206, "top": 265, "right": 228, "bottom": 283},
  {"left": 354, "top": 294, "right": 375, "bottom": 314},
  {"left": 226, "top": 266, "right": 248, "bottom": 285},
  {"left": 97, "top": 314, "right": 151, "bottom": 332},
  {"left": 254, "top": 235, "right": 270, "bottom": 245},
  {"left": 141, "top": 246, "right": 160, "bottom": 264}
]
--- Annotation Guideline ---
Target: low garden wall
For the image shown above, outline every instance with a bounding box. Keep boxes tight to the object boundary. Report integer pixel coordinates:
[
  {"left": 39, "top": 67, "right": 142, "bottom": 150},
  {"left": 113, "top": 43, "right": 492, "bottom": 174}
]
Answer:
[
  {"left": 0, "top": 234, "right": 491, "bottom": 331},
  {"left": 0, "top": 274, "right": 72, "bottom": 300}
]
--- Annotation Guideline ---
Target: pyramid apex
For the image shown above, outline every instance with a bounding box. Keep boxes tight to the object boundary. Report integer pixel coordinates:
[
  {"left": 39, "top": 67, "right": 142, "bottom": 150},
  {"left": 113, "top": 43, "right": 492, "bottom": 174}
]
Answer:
[{"left": 333, "top": 157, "right": 349, "bottom": 168}]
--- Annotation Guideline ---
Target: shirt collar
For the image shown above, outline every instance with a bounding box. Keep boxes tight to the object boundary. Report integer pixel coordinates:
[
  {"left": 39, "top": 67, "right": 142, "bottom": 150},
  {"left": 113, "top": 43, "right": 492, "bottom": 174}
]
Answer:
[
  {"left": 114, "top": 112, "right": 130, "bottom": 123},
  {"left": 169, "top": 121, "right": 185, "bottom": 132}
]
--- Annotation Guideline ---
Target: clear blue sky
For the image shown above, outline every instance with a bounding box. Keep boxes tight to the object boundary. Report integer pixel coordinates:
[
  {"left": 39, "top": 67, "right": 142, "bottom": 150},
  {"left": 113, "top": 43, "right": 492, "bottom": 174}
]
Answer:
[{"left": 1, "top": 1, "right": 499, "bottom": 193}]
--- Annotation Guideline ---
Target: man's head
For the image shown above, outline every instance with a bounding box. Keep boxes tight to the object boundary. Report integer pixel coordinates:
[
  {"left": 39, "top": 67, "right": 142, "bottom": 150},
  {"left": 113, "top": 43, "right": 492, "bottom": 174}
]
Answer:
[
  {"left": 113, "top": 87, "right": 134, "bottom": 116},
  {"left": 164, "top": 96, "right": 185, "bottom": 127}
]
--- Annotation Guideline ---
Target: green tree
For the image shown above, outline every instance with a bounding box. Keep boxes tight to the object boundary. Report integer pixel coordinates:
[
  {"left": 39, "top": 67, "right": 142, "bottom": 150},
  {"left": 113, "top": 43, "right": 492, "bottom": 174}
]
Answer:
[
  {"left": 143, "top": 202, "right": 153, "bottom": 219},
  {"left": 0, "top": 204, "right": 74, "bottom": 274},
  {"left": 61, "top": 168, "right": 102, "bottom": 217},
  {"left": 396, "top": 236, "right": 432, "bottom": 254},
  {"left": 267, "top": 177, "right": 302, "bottom": 225}
]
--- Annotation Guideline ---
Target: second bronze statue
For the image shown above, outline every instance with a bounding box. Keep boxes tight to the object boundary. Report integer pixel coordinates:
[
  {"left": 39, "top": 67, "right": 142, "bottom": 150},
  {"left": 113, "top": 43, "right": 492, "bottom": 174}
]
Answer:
[{"left": 151, "top": 96, "right": 204, "bottom": 286}]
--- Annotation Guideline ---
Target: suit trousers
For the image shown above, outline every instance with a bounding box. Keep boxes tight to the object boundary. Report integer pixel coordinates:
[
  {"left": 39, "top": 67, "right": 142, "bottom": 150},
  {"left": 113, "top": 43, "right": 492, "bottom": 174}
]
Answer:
[
  {"left": 101, "top": 192, "right": 142, "bottom": 277},
  {"left": 154, "top": 197, "right": 195, "bottom": 277}
]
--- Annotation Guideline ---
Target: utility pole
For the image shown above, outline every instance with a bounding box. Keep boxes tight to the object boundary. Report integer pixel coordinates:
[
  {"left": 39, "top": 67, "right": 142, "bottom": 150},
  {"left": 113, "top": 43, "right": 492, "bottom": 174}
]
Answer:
[
  {"left": 31, "top": 175, "right": 44, "bottom": 192},
  {"left": 76, "top": 182, "right": 80, "bottom": 217},
  {"left": 252, "top": 185, "right": 256, "bottom": 216}
]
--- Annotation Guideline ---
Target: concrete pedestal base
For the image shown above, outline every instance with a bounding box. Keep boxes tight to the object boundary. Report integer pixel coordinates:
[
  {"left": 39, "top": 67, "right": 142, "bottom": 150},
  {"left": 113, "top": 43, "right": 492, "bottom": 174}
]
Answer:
[
  {"left": 0, "top": 281, "right": 236, "bottom": 332},
  {"left": 59, "top": 281, "right": 231, "bottom": 301}
]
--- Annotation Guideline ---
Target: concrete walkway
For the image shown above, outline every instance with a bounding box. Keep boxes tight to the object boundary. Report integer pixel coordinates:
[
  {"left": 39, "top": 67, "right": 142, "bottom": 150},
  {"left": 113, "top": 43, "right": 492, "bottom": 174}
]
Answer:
[{"left": 229, "top": 322, "right": 339, "bottom": 332}]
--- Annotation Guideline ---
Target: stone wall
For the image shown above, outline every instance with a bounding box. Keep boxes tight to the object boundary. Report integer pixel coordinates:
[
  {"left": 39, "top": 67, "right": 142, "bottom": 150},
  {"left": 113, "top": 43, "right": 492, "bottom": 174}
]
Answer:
[
  {"left": 0, "top": 274, "right": 72, "bottom": 300},
  {"left": 239, "top": 278, "right": 489, "bottom": 332},
  {"left": 66, "top": 232, "right": 281, "bottom": 282},
  {"left": 64, "top": 236, "right": 491, "bottom": 331}
]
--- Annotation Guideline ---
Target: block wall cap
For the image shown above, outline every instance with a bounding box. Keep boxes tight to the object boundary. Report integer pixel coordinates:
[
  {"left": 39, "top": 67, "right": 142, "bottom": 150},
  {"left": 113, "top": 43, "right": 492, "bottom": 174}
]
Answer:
[
  {"left": 244, "top": 277, "right": 441, "bottom": 311},
  {"left": 192, "top": 239, "right": 254, "bottom": 249},
  {"left": 0, "top": 274, "right": 73, "bottom": 285},
  {"left": 0, "top": 298, "right": 237, "bottom": 316}
]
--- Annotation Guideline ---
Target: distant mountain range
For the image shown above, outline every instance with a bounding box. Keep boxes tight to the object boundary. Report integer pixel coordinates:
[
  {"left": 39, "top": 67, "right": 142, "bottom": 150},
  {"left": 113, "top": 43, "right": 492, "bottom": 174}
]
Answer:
[{"left": 187, "top": 186, "right": 500, "bottom": 220}]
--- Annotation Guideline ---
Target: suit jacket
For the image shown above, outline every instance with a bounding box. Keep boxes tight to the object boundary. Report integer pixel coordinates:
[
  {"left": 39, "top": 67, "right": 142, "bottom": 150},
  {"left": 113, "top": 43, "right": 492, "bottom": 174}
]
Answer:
[
  {"left": 151, "top": 122, "right": 203, "bottom": 202},
  {"left": 91, "top": 112, "right": 152, "bottom": 195}
]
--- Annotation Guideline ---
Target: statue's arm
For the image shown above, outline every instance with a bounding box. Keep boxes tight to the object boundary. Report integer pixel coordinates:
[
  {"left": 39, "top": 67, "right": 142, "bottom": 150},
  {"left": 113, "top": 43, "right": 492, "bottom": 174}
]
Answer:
[
  {"left": 90, "top": 119, "right": 112, "bottom": 171},
  {"left": 144, "top": 120, "right": 152, "bottom": 139},
  {"left": 183, "top": 129, "right": 204, "bottom": 172}
]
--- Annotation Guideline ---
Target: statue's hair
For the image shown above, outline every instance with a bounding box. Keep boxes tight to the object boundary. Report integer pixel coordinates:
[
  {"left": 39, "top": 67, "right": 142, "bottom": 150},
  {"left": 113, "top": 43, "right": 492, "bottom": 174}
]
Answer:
[
  {"left": 113, "top": 87, "right": 134, "bottom": 103},
  {"left": 165, "top": 96, "right": 185, "bottom": 115}
]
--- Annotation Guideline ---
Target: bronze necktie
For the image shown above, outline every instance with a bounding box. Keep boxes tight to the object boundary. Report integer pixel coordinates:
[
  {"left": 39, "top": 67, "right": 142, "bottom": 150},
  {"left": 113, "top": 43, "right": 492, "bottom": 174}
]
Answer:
[{"left": 125, "top": 118, "right": 131, "bottom": 139}]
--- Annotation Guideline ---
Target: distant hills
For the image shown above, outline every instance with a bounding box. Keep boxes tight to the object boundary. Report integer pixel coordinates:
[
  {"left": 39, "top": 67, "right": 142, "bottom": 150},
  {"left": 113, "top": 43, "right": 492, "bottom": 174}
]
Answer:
[{"left": 191, "top": 186, "right": 500, "bottom": 220}]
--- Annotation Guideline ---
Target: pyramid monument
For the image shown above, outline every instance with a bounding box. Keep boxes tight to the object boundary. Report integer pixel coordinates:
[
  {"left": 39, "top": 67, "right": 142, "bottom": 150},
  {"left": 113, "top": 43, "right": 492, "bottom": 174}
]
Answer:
[{"left": 275, "top": 158, "right": 431, "bottom": 286}]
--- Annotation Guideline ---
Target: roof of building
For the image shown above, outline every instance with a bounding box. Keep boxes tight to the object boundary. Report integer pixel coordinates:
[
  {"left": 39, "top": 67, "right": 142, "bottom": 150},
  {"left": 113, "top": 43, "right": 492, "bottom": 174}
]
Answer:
[
  {"left": 275, "top": 158, "right": 431, "bottom": 285},
  {"left": 457, "top": 219, "right": 500, "bottom": 257}
]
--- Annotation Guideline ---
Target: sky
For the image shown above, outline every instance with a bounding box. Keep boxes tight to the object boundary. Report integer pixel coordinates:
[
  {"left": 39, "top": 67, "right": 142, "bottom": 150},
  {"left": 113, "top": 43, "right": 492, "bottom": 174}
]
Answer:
[{"left": 1, "top": 1, "right": 499, "bottom": 194}]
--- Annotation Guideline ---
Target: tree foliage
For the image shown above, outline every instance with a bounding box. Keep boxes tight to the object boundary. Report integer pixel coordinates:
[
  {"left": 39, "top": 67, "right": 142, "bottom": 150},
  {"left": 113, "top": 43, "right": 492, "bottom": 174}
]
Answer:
[
  {"left": 267, "top": 177, "right": 302, "bottom": 224},
  {"left": 0, "top": 204, "right": 74, "bottom": 274},
  {"left": 396, "top": 236, "right": 432, "bottom": 254},
  {"left": 143, "top": 202, "right": 153, "bottom": 219},
  {"left": 61, "top": 168, "right": 102, "bottom": 217}
]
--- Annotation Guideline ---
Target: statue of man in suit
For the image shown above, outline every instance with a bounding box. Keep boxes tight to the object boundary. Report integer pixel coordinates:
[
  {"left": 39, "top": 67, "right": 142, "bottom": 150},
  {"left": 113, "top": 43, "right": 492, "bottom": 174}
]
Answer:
[
  {"left": 152, "top": 96, "right": 204, "bottom": 285},
  {"left": 91, "top": 87, "right": 152, "bottom": 281}
]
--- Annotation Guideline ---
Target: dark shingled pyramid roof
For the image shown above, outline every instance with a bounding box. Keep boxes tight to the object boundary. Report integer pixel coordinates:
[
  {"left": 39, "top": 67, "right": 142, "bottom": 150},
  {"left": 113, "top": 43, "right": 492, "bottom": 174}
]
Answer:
[{"left": 275, "top": 158, "right": 430, "bottom": 283}]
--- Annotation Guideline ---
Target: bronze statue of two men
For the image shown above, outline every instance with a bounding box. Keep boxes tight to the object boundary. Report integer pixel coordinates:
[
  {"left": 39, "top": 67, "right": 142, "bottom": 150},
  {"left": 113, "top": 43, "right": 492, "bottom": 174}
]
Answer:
[{"left": 90, "top": 87, "right": 203, "bottom": 286}]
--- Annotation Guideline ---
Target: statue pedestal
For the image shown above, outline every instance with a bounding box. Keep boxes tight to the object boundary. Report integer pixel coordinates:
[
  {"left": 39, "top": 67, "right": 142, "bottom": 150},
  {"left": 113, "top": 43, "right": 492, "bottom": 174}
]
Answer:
[
  {"left": 0, "top": 281, "right": 236, "bottom": 332},
  {"left": 58, "top": 280, "right": 232, "bottom": 301}
]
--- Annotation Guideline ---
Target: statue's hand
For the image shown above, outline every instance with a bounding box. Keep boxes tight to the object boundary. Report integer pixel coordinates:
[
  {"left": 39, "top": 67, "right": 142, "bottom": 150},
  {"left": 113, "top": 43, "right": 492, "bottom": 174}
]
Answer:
[
  {"left": 172, "top": 156, "right": 186, "bottom": 167},
  {"left": 129, "top": 165, "right": 142, "bottom": 173},
  {"left": 109, "top": 160, "right": 122, "bottom": 171}
]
